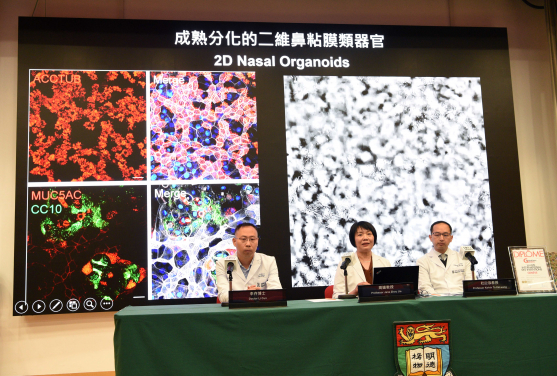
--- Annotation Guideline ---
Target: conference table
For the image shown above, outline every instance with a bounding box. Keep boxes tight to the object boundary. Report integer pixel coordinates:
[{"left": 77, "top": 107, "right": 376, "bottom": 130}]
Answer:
[{"left": 114, "top": 293, "right": 557, "bottom": 375}]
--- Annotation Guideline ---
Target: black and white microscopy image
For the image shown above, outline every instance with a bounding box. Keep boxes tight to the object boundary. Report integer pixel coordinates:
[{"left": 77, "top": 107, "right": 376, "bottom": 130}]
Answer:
[{"left": 284, "top": 76, "right": 496, "bottom": 287}]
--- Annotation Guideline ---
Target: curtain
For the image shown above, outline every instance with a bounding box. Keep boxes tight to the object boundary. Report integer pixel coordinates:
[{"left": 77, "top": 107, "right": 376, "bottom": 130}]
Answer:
[{"left": 546, "top": 0, "right": 557, "bottom": 125}]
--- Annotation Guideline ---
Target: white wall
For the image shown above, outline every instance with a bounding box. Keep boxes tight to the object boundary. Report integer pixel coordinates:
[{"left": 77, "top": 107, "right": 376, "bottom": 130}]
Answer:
[{"left": 0, "top": 1, "right": 553, "bottom": 374}]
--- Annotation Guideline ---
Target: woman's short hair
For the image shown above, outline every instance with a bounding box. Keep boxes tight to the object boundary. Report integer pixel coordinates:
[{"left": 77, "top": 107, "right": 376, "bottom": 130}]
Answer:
[{"left": 349, "top": 221, "right": 378, "bottom": 247}]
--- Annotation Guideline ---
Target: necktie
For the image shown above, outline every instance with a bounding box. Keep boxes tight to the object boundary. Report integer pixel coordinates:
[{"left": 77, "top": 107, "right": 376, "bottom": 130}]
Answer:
[{"left": 439, "top": 254, "right": 447, "bottom": 267}]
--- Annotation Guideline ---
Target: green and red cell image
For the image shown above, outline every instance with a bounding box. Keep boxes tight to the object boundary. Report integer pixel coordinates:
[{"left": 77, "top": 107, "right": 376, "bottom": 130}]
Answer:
[
  {"left": 28, "top": 70, "right": 147, "bottom": 182},
  {"left": 26, "top": 186, "right": 147, "bottom": 309}
]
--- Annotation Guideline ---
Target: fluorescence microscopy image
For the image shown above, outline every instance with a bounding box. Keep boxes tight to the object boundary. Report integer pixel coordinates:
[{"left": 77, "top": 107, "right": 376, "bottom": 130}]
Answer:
[
  {"left": 28, "top": 70, "right": 147, "bottom": 182},
  {"left": 284, "top": 76, "right": 496, "bottom": 287},
  {"left": 150, "top": 183, "right": 260, "bottom": 299},
  {"left": 26, "top": 186, "right": 147, "bottom": 306},
  {"left": 149, "top": 71, "right": 258, "bottom": 181}
]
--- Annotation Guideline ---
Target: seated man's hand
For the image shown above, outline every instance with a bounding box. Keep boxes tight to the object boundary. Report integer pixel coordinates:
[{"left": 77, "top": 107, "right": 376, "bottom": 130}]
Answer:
[{"left": 247, "top": 285, "right": 261, "bottom": 290}]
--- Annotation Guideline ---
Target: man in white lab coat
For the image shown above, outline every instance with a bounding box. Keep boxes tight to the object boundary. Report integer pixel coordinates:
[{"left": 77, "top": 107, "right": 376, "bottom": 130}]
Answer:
[
  {"left": 417, "top": 221, "right": 472, "bottom": 295},
  {"left": 216, "top": 223, "right": 282, "bottom": 303}
]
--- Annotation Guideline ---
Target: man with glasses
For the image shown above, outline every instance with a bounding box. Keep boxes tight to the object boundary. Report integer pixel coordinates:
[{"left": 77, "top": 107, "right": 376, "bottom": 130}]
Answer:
[
  {"left": 416, "top": 221, "right": 472, "bottom": 295},
  {"left": 216, "top": 222, "right": 282, "bottom": 303}
]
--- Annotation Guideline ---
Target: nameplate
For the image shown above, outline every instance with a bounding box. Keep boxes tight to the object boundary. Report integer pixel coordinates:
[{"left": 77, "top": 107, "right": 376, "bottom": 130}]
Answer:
[
  {"left": 228, "top": 289, "right": 287, "bottom": 309},
  {"left": 463, "top": 279, "right": 517, "bottom": 297},
  {"left": 358, "top": 283, "right": 415, "bottom": 303}
]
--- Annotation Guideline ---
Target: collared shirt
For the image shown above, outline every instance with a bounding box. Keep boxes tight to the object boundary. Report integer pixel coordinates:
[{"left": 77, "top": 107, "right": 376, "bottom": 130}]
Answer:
[
  {"left": 433, "top": 249, "right": 448, "bottom": 267},
  {"left": 239, "top": 258, "right": 254, "bottom": 279}
]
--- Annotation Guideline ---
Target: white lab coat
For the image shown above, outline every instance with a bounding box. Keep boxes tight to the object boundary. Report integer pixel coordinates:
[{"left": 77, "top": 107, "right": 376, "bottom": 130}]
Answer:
[
  {"left": 216, "top": 253, "right": 282, "bottom": 303},
  {"left": 417, "top": 248, "right": 472, "bottom": 295},
  {"left": 332, "top": 251, "right": 392, "bottom": 299}
]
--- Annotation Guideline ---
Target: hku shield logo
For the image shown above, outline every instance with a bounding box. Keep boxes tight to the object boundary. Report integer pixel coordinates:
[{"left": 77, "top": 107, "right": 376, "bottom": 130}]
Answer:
[{"left": 393, "top": 320, "right": 455, "bottom": 376}]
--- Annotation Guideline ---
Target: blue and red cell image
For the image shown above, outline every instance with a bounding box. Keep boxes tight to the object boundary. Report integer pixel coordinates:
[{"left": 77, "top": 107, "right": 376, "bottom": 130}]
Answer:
[
  {"left": 150, "top": 183, "right": 260, "bottom": 299},
  {"left": 28, "top": 70, "right": 147, "bottom": 182},
  {"left": 149, "top": 71, "right": 258, "bottom": 181},
  {"left": 26, "top": 186, "right": 147, "bottom": 310}
]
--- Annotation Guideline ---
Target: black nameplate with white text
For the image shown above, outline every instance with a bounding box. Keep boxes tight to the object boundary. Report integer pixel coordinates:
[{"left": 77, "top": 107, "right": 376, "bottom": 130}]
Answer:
[
  {"left": 229, "top": 289, "right": 287, "bottom": 309},
  {"left": 358, "top": 283, "right": 415, "bottom": 302},
  {"left": 463, "top": 279, "right": 517, "bottom": 297}
]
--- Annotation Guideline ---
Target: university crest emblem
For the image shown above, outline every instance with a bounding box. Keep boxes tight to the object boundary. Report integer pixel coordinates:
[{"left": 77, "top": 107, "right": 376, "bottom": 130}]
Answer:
[{"left": 393, "top": 320, "right": 455, "bottom": 376}]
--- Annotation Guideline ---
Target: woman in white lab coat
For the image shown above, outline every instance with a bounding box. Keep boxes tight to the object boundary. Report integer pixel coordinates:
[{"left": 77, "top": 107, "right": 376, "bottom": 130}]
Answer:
[{"left": 332, "top": 221, "right": 391, "bottom": 298}]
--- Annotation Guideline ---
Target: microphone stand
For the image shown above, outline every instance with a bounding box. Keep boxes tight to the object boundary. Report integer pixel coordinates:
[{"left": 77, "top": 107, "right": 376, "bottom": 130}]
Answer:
[
  {"left": 338, "top": 268, "right": 357, "bottom": 299},
  {"left": 221, "top": 269, "right": 233, "bottom": 307}
]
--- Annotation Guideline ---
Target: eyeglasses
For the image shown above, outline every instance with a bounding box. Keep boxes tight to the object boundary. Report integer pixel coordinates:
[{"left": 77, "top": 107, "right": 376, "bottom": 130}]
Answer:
[
  {"left": 236, "top": 237, "right": 259, "bottom": 243},
  {"left": 432, "top": 232, "right": 452, "bottom": 238}
]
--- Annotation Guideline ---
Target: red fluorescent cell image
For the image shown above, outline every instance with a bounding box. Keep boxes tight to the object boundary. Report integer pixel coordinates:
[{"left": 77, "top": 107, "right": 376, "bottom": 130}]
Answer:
[{"left": 28, "top": 70, "right": 147, "bottom": 182}]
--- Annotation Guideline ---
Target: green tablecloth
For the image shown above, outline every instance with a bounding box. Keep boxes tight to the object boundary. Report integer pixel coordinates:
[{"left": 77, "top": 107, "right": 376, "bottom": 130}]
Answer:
[{"left": 114, "top": 294, "right": 557, "bottom": 375}]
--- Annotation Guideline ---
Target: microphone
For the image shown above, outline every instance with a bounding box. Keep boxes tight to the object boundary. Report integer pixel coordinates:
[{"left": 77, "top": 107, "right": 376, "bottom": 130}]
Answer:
[
  {"left": 338, "top": 253, "right": 357, "bottom": 299},
  {"left": 340, "top": 253, "right": 353, "bottom": 270},
  {"left": 222, "top": 256, "right": 238, "bottom": 306},
  {"left": 227, "top": 262, "right": 235, "bottom": 273},
  {"left": 224, "top": 256, "right": 238, "bottom": 275},
  {"left": 459, "top": 246, "right": 478, "bottom": 280},
  {"left": 459, "top": 246, "right": 478, "bottom": 265}
]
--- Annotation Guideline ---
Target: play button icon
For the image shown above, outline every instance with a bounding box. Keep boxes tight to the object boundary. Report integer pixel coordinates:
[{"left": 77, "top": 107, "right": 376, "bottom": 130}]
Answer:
[
  {"left": 14, "top": 301, "right": 28, "bottom": 314},
  {"left": 32, "top": 300, "right": 46, "bottom": 314}
]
